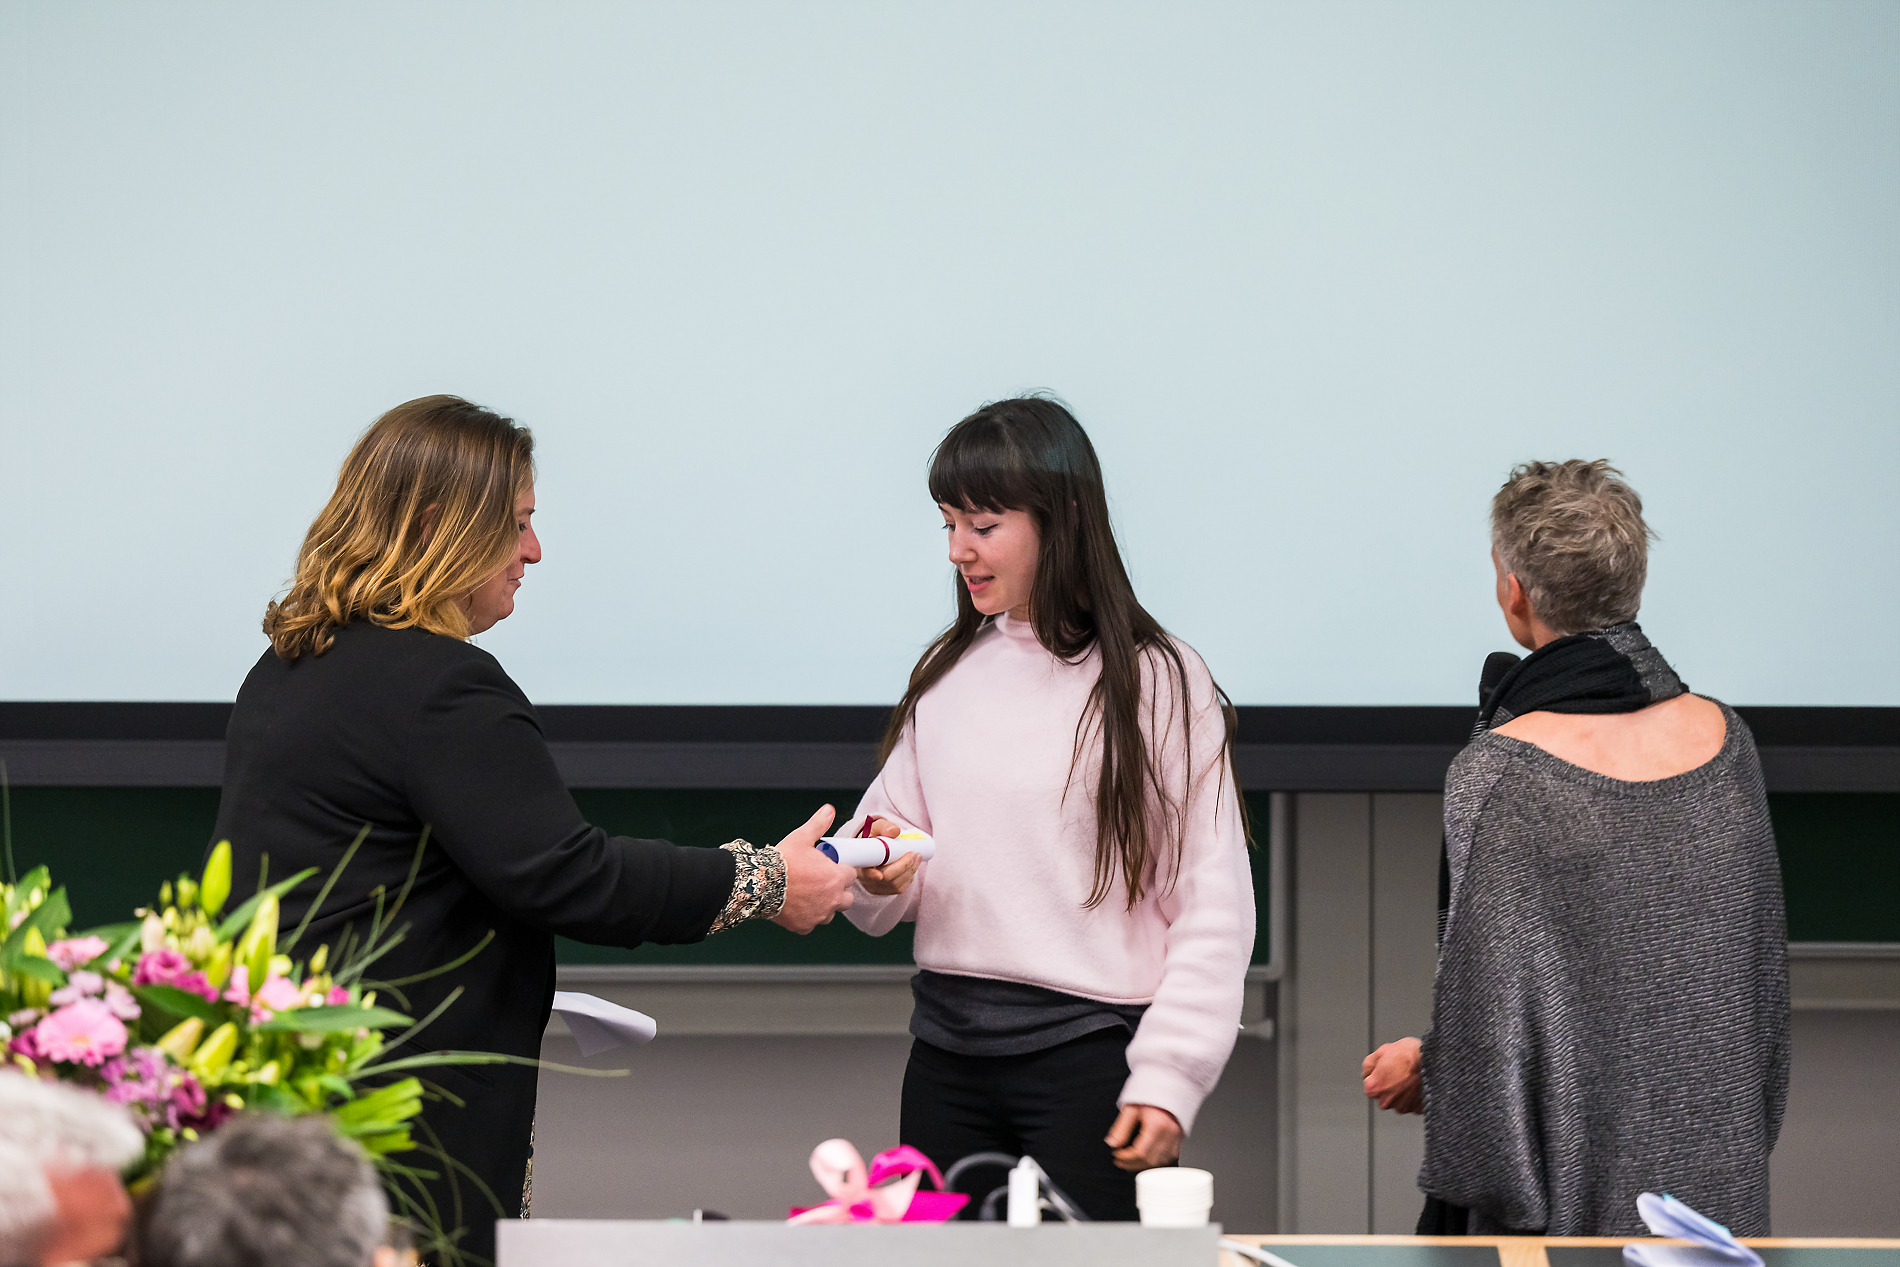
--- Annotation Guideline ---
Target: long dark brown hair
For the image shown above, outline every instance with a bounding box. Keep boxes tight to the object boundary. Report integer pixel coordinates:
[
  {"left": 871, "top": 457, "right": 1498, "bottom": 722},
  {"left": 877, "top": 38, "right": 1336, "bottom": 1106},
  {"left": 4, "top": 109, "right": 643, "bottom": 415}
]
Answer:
[{"left": 879, "top": 396, "right": 1244, "bottom": 909}]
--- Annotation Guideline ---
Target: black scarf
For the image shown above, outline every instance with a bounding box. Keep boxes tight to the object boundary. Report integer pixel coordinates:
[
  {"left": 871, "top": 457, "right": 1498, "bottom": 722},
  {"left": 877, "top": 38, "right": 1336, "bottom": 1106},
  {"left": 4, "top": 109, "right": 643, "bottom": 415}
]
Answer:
[{"left": 1474, "top": 621, "right": 1685, "bottom": 734}]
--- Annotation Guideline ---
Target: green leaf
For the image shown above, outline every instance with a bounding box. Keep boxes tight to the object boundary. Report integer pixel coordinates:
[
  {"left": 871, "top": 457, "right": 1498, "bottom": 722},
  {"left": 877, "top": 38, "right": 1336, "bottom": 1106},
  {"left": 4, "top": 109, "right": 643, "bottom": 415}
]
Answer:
[
  {"left": 1, "top": 886, "right": 72, "bottom": 965},
  {"left": 332, "top": 1077, "right": 422, "bottom": 1129},
  {"left": 253, "top": 1004, "right": 411, "bottom": 1033},
  {"left": 7, "top": 866, "right": 50, "bottom": 914},
  {"left": 246, "top": 1082, "right": 299, "bottom": 1114},
  {"left": 215, "top": 869, "right": 319, "bottom": 941},
  {"left": 10, "top": 956, "right": 66, "bottom": 985},
  {"left": 101, "top": 923, "right": 145, "bottom": 967},
  {"left": 130, "top": 984, "right": 224, "bottom": 1024},
  {"left": 354, "top": 1128, "right": 415, "bottom": 1156},
  {"left": 347, "top": 1051, "right": 629, "bottom": 1080},
  {"left": 316, "top": 1073, "right": 355, "bottom": 1101},
  {"left": 76, "top": 921, "right": 141, "bottom": 964}
]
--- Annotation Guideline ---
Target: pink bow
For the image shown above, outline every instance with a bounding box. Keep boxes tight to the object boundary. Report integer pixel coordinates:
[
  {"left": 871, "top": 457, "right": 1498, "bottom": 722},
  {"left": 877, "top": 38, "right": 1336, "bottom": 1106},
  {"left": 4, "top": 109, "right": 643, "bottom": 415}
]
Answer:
[{"left": 786, "top": 1139, "right": 970, "bottom": 1224}]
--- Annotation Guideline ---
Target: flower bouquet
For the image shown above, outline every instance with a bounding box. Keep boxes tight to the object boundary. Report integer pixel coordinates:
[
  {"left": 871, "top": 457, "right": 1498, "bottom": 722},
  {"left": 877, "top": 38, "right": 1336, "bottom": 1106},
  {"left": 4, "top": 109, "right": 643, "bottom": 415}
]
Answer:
[{"left": 1, "top": 829, "right": 596, "bottom": 1265}]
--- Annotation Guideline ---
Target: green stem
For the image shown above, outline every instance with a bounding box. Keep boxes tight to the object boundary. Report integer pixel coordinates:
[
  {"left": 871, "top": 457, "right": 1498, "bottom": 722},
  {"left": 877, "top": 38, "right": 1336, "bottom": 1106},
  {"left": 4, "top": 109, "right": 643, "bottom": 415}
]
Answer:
[
  {"left": 381, "top": 985, "right": 464, "bottom": 1053},
  {"left": 282, "top": 824, "right": 372, "bottom": 955},
  {"left": 375, "top": 929, "right": 494, "bottom": 988},
  {"left": 2, "top": 761, "right": 14, "bottom": 886}
]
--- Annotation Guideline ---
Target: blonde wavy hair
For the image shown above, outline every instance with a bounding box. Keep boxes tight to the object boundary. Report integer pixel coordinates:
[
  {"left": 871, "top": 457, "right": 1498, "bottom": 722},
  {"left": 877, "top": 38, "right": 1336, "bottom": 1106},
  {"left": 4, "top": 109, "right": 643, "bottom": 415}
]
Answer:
[{"left": 264, "top": 395, "right": 535, "bottom": 660}]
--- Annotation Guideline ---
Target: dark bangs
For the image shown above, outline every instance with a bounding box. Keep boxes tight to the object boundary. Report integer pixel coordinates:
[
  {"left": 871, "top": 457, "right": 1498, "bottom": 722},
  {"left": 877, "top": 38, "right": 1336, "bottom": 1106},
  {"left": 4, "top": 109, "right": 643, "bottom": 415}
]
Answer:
[{"left": 927, "top": 398, "right": 1094, "bottom": 512}]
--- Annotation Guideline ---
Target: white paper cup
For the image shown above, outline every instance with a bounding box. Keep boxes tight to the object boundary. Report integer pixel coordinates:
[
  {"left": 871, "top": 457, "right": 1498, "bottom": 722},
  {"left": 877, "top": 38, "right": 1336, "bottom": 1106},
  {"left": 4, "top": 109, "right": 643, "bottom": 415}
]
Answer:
[{"left": 1136, "top": 1167, "right": 1213, "bottom": 1227}]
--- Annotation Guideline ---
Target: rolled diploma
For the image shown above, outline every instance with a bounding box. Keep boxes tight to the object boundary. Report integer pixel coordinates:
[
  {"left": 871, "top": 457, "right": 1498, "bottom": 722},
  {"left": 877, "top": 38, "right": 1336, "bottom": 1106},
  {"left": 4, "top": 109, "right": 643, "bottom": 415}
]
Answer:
[{"left": 816, "top": 830, "right": 936, "bottom": 869}]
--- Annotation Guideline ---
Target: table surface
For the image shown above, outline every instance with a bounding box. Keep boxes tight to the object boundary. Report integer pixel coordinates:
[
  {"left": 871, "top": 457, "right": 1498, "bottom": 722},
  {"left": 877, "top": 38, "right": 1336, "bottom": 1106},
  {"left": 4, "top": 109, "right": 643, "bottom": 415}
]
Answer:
[{"left": 1222, "top": 1236, "right": 1900, "bottom": 1267}]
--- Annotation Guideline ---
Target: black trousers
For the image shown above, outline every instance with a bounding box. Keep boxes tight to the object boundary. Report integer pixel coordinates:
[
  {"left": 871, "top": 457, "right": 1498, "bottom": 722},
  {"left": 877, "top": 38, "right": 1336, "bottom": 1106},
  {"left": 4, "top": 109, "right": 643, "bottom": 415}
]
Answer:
[
  {"left": 1417, "top": 1194, "right": 1470, "bottom": 1235},
  {"left": 900, "top": 1028, "right": 1139, "bottom": 1222},
  {"left": 401, "top": 1061, "right": 538, "bottom": 1266}
]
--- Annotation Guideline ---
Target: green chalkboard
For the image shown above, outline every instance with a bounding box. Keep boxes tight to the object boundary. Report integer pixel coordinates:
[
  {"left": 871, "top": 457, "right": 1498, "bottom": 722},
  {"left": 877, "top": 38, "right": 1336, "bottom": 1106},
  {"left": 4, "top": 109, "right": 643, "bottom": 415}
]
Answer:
[
  {"left": 12, "top": 786, "right": 222, "bottom": 931},
  {"left": 1773, "top": 794, "right": 1900, "bottom": 942},
  {"left": 559, "top": 788, "right": 919, "bottom": 965},
  {"left": 9, "top": 787, "right": 1896, "bottom": 959},
  {"left": 559, "top": 788, "right": 1272, "bottom": 966}
]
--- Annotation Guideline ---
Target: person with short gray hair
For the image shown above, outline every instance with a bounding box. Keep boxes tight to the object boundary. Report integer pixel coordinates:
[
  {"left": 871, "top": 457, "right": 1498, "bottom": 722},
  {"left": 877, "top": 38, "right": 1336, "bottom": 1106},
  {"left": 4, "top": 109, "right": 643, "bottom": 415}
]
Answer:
[
  {"left": 1489, "top": 458, "right": 1654, "bottom": 636},
  {"left": 139, "top": 1116, "right": 397, "bottom": 1267},
  {"left": 0, "top": 1141, "right": 56, "bottom": 1267},
  {"left": 1361, "top": 460, "right": 1790, "bottom": 1236},
  {"left": 0, "top": 1073, "right": 144, "bottom": 1267}
]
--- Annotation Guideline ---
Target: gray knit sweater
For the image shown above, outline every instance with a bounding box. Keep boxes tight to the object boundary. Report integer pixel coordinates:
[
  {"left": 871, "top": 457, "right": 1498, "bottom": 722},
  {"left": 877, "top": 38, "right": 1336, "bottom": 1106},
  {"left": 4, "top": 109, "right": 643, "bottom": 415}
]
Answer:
[{"left": 1418, "top": 702, "right": 1790, "bottom": 1236}]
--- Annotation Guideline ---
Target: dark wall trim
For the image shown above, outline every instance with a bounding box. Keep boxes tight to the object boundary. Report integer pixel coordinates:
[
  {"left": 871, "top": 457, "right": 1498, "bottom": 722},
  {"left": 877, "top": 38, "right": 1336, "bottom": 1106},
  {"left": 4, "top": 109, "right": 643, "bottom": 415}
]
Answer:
[{"left": 3, "top": 703, "right": 1897, "bottom": 792}]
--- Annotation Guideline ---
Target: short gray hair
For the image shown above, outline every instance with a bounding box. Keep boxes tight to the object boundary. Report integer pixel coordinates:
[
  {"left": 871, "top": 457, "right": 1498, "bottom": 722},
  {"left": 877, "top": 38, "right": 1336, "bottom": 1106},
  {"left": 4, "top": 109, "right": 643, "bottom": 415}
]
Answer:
[
  {"left": 0, "top": 1076, "right": 142, "bottom": 1267},
  {"left": 140, "top": 1116, "right": 389, "bottom": 1267},
  {"left": 0, "top": 1142, "right": 55, "bottom": 1267},
  {"left": 1491, "top": 459, "right": 1655, "bottom": 635},
  {"left": 0, "top": 1073, "right": 144, "bottom": 1170}
]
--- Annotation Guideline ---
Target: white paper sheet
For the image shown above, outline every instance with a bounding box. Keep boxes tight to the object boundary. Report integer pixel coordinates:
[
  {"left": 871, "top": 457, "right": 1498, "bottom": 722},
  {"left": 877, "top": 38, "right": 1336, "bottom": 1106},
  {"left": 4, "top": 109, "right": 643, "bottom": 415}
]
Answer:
[
  {"left": 551, "top": 991, "right": 658, "bottom": 1057},
  {"left": 1623, "top": 1193, "right": 1763, "bottom": 1267}
]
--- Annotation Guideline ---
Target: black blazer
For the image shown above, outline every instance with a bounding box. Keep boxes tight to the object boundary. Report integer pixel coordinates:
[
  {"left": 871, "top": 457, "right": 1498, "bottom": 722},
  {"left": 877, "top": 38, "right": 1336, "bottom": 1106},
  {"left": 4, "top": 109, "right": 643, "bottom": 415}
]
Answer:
[{"left": 211, "top": 622, "right": 735, "bottom": 1062}]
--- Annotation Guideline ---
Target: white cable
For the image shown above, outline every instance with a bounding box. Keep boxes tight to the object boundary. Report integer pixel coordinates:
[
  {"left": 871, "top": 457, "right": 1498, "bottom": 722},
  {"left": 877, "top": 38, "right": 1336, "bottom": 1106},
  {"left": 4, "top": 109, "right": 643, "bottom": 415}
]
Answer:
[{"left": 1218, "top": 1238, "right": 1305, "bottom": 1267}]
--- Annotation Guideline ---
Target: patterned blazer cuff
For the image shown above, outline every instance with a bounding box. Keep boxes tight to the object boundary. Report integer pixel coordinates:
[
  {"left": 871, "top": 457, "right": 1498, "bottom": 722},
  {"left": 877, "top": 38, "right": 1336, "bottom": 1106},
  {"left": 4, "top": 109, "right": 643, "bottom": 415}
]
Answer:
[{"left": 709, "top": 840, "right": 788, "bottom": 934}]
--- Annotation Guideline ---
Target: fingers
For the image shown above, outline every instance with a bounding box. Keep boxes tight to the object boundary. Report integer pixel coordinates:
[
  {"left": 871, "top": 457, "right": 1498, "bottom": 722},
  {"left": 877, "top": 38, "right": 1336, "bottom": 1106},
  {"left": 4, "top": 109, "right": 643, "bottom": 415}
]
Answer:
[
  {"left": 881, "top": 852, "right": 922, "bottom": 888},
  {"left": 1364, "top": 1048, "right": 1394, "bottom": 1097},
  {"left": 1111, "top": 1131, "right": 1179, "bottom": 1170},
  {"left": 869, "top": 817, "right": 901, "bottom": 838},
  {"left": 1108, "top": 1105, "right": 1182, "bottom": 1171},
  {"left": 861, "top": 854, "right": 920, "bottom": 884},
  {"left": 796, "top": 803, "right": 838, "bottom": 845},
  {"left": 853, "top": 850, "right": 923, "bottom": 897},
  {"left": 770, "top": 806, "right": 855, "bottom": 934},
  {"left": 1104, "top": 1104, "right": 1139, "bottom": 1149},
  {"left": 1370, "top": 1065, "right": 1424, "bottom": 1113}
]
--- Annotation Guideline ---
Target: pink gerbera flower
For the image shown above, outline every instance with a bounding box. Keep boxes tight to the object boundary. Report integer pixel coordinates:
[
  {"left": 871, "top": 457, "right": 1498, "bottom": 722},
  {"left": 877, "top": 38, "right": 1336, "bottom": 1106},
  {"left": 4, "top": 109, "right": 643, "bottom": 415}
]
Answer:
[{"left": 32, "top": 999, "right": 129, "bottom": 1067}]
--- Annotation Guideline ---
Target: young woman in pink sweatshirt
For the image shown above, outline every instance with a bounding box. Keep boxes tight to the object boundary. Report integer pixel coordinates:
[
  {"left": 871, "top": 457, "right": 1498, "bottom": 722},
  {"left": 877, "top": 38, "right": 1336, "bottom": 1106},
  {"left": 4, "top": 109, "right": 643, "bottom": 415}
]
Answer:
[{"left": 843, "top": 397, "right": 1256, "bottom": 1221}]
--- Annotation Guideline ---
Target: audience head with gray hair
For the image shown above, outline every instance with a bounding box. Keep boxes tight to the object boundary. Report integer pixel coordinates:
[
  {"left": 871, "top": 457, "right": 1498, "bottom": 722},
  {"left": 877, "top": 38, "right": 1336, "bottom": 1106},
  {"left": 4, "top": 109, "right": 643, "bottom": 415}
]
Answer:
[
  {"left": 0, "top": 1072, "right": 144, "bottom": 1267},
  {"left": 140, "top": 1115, "right": 396, "bottom": 1267},
  {"left": 1489, "top": 457, "right": 1655, "bottom": 637}
]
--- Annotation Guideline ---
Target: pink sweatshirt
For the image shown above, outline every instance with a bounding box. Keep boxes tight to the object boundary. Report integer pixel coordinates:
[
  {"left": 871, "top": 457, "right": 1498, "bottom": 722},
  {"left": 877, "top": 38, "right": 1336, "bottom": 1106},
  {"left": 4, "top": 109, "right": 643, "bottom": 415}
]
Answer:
[{"left": 845, "top": 611, "right": 1255, "bottom": 1134}]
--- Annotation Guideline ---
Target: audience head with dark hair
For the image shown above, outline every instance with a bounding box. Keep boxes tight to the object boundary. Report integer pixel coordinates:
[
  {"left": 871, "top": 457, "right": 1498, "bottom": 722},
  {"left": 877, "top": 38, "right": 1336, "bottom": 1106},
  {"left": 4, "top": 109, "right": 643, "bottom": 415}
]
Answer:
[{"left": 140, "top": 1115, "right": 398, "bottom": 1267}]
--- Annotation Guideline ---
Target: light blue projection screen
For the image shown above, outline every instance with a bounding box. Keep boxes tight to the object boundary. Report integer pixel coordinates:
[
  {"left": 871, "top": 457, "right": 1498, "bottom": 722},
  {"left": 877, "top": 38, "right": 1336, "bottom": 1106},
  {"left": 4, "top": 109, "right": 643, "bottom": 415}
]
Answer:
[{"left": 1, "top": 1, "right": 1894, "bottom": 706}]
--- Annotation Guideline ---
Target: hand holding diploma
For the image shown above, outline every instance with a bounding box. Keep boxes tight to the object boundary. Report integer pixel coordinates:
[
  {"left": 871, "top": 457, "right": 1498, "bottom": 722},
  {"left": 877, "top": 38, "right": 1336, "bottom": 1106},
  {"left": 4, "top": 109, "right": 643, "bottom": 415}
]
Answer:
[
  {"left": 852, "top": 817, "right": 925, "bottom": 896},
  {"left": 771, "top": 804, "right": 858, "bottom": 932}
]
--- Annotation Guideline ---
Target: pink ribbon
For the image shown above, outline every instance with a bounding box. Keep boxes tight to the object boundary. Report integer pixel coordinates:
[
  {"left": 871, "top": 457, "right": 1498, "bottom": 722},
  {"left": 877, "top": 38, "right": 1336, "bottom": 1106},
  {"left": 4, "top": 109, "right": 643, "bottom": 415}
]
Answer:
[{"left": 786, "top": 1139, "right": 970, "bottom": 1224}]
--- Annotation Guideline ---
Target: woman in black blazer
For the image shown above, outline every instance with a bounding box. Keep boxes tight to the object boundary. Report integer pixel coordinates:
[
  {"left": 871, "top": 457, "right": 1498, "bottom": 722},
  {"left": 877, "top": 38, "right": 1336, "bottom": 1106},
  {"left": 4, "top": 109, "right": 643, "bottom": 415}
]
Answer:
[{"left": 211, "top": 396, "right": 855, "bottom": 1263}]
